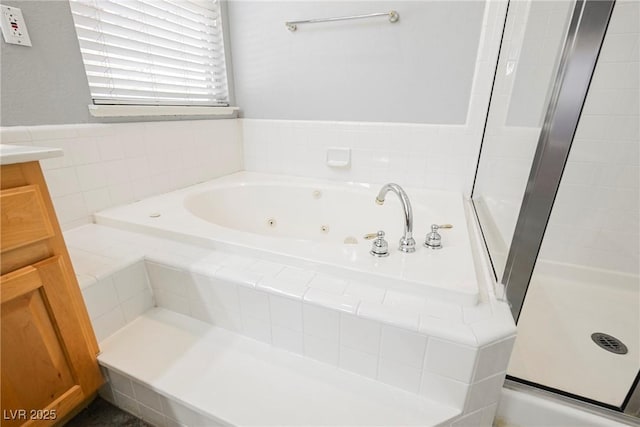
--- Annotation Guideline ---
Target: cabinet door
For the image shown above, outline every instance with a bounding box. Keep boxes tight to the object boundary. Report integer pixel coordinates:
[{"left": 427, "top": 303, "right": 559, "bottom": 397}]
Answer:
[{"left": 1, "top": 257, "right": 103, "bottom": 427}]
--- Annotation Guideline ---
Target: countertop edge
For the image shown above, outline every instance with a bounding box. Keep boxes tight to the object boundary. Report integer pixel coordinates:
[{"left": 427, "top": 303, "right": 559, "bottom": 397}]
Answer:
[{"left": 0, "top": 144, "right": 64, "bottom": 165}]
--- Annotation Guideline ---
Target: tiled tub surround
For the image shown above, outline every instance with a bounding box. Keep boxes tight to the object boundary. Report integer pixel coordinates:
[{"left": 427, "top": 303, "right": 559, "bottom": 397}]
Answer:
[
  {"left": 0, "top": 119, "right": 243, "bottom": 230},
  {"left": 240, "top": 1, "right": 509, "bottom": 197},
  {"left": 66, "top": 213, "right": 515, "bottom": 426},
  {"left": 98, "top": 310, "right": 463, "bottom": 427},
  {"left": 76, "top": 260, "right": 154, "bottom": 342},
  {"left": 94, "top": 172, "right": 479, "bottom": 306}
]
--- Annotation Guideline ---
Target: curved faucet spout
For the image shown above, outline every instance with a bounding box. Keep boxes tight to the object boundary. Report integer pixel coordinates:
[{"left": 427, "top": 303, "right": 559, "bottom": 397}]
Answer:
[{"left": 375, "top": 183, "right": 415, "bottom": 253}]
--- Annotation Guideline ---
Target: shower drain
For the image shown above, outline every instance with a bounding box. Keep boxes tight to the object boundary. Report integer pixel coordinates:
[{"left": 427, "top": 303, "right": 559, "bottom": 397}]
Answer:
[{"left": 591, "top": 332, "right": 628, "bottom": 355}]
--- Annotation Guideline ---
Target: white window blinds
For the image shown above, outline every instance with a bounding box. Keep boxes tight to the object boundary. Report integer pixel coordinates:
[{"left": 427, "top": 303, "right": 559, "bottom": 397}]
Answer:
[{"left": 69, "top": 0, "right": 229, "bottom": 106}]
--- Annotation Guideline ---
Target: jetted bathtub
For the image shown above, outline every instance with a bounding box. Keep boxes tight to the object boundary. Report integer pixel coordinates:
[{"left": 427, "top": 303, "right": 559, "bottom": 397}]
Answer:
[{"left": 95, "top": 172, "right": 480, "bottom": 305}]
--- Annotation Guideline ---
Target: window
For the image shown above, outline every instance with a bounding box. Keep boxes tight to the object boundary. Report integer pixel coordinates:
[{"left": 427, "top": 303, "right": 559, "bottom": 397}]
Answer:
[{"left": 69, "top": 0, "right": 229, "bottom": 107}]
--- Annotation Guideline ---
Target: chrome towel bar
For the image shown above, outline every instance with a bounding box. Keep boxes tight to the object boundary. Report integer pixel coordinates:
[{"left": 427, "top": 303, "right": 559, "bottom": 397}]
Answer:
[{"left": 285, "top": 10, "right": 399, "bottom": 32}]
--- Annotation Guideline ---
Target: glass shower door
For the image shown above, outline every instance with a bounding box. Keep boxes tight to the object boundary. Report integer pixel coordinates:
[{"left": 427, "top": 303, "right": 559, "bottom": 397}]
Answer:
[
  {"left": 472, "top": 0, "right": 575, "bottom": 279},
  {"left": 509, "top": 0, "right": 639, "bottom": 409},
  {"left": 472, "top": 0, "right": 640, "bottom": 416}
]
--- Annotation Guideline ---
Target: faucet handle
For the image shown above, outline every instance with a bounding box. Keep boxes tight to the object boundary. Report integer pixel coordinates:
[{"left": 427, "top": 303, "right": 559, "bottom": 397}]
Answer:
[
  {"left": 366, "top": 230, "right": 390, "bottom": 257},
  {"left": 424, "top": 223, "right": 452, "bottom": 250}
]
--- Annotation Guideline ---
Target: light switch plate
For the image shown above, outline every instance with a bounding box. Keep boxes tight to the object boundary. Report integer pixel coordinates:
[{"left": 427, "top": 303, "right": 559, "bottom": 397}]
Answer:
[{"left": 1, "top": 5, "right": 32, "bottom": 46}]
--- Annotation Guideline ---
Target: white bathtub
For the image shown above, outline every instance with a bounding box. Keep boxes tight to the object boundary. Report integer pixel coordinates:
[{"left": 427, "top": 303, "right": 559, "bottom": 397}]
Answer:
[{"left": 95, "top": 172, "right": 479, "bottom": 305}]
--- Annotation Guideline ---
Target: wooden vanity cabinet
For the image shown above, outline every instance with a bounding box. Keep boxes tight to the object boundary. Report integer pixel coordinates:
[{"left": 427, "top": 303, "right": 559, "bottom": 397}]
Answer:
[{"left": 1, "top": 161, "right": 103, "bottom": 426}]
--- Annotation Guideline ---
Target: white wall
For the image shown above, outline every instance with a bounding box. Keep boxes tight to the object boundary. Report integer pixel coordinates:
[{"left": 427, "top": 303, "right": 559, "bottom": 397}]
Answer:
[
  {"left": 0, "top": 120, "right": 243, "bottom": 230},
  {"left": 241, "top": 0, "right": 508, "bottom": 195},
  {"left": 0, "top": 0, "right": 92, "bottom": 126},
  {"left": 227, "top": 1, "right": 485, "bottom": 124},
  {"left": 538, "top": 0, "right": 640, "bottom": 275}
]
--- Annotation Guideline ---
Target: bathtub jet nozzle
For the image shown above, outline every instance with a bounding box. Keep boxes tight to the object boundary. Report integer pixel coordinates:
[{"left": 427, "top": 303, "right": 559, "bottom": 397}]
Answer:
[{"left": 375, "top": 183, "right": 415, "bottom": 253}]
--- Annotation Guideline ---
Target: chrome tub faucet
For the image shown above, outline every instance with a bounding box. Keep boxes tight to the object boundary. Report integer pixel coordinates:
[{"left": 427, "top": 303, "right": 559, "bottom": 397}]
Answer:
[{"left": 375, "top": 183, "right": 416, "bottom": 253}]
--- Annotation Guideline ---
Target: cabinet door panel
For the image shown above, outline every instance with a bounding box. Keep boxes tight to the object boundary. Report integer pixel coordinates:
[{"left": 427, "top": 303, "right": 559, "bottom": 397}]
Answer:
[
  {"left": 0, "top": 185, "right": 54, "bottom": 253},
  {"left": 1, "top": 258, "right": 102, "bottom": 427}
]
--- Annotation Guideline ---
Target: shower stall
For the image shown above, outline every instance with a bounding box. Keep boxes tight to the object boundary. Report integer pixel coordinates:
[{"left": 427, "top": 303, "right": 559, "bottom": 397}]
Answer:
[{"left": 472, "top": 0, "right": 639, "bottom": 421}]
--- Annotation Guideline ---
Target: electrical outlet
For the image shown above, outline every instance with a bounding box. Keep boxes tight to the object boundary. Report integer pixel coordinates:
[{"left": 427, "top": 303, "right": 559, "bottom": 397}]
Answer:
[{"left": 1, "top": 5, "right": 32, "bottom": 46}]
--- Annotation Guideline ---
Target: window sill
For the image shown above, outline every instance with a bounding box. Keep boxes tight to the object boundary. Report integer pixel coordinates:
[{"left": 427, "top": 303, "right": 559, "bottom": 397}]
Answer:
[{"left": 88, "top": 105, "right": 239, "bottom": 118}]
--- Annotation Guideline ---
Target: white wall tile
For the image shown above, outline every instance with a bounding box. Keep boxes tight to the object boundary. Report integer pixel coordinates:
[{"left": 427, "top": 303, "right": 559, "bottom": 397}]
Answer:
[
  {"left": 69, "top": 248, "right": 118, "bottom": 278},
  {"left": 269, "top": 295, "right": 302, "bottom": 332},
  {"left": 71, "top": 137, "right": 101, "bottom": 165},
  {"left": 160, "top": 394, "right": 213, "bottom": 427},
  {"left": 82, "top": 188, "right": 112, "bottom": 213},
  {"left": 191, "top": 274, "right": 239, "bottom": 310},
  {"left": 121, "top": 289, "right": 154, "bottom": 323},
  {"left": 276, "top": 267, "right": 316, "bottom": 285},
  {"left": 424, "top": 338, "right": 478, "bottom": 383},
  {"left": 75, "top": 163, "right": 108, "bottom": 191},
  {"left": 140, "top": 403, "right": 167, "bottom": 427},
  {"left": 420, "top": 371, "right": 470, "bottom": 410},
  {"left": 109, "top": 369, "right": 134, "bottom": 397},
  {"left": 82, "top": 277, "right": 119, "bottom": 319},
  {"left": 104, "top": 158, "right": 130, "bottom": 186},
  {"left": 477, "top": 0, "right": 639, "bottom": 276},
  {"left": 114, "top": 390, "right": 141, "bottom": 417},
  {"left": 92, "top": 306, "right": 126, "bottom": 341},
  {"left": 377, "top": 357, "right": 422, "bottom": 393},
  {"left": 154, "top": 290, "right": 190, "bottom": 317},
  {"left": 308, "top": 274, "right": 348, "bottom": 294},
  {"left": 238, "top": 287, "right": 270, "bottom": 321},
  {"left": 339, "top": 313, "right": 381, "bottom": 355},
  {"left": 97, "top": 137, "right": 125, "bottom": 161},
  {"left": 339, "top": 346, "right": 378, "bottom": 379},
  {"left": 420, "top": 315, "right": 478, "bottom": 347},
  {"left": 379, "top": 325, "right": 427, "bottom": 369},
  {"left": 451, "top": 407, "right": 484, "bottom": 427},
  {"left": 98, "top": 381, "right": 115, "bottom": 405},
  {"left": 215, "top": 267, "right": 261, "bottom": 288},
  {"left": 76, "top": 273, "right": 97, "bottom": 290},
  {"left": 112, "top": 262, "right": 149, "bottom": 302},
  {"left": 258, "top": 277, "right": 308, "bottom": 299},
  {"left": 272, "top": 325, "right": 304, "bottom": 354},
  {"left": 384, "top": 290, "right": 427, "bottom": 312},
  {"left": 480, "top": 403, "right": 498, "bottom": 426},
  {"left": 302, "top": 304, "right": 339, "bottom": 341},
  {"left": 242, "top": 315, "right": 272, "bottom": 344},
  {"left": 108, "top": 183, "right": 136, "bottom": 206},
  {"left": 3, "top": 121, "right": 242, "bottom": 230},
  {"left": 304, "top": 334, "right": 339, "bottom": 365},
  {"left": 39, "top": 140, "right": 75, "bottom": 170},
  {"left": 44, "top": 168, "right": 81, "bottom": 197},
  {"left": 474, "top": 337, "right": 515, "bottom": 381},
  {"left": 344, "top": 281, "right": 386, "bottom": 304},
  {"left": 146, "top": 262, "right": 191, "bottom": 297},
  {"left": 358, "top": 302, "right": 420, "bottom": 331},
  {"left": 0, "top": 126, "right": 31, "bottom": 143},
  {"left": 248, "top": 260, "right": 285, "bottom": 276},
  {"left": 466, "top": 372, "right": 507, "bottom": 413},
  {"left": 241, "top": 118, "right": 485, "bottom": 194},
  {"left": 304, "top": 288, "right": 358, "bottom": 314},
  {"left": 164, "top": 416, "right": 188, "bottom": 427},
  {"left": 132, "top": 381, "right": 163, "bottom": 412}
]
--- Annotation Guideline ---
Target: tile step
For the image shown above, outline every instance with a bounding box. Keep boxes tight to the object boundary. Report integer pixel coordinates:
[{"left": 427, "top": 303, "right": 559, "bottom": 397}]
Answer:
[{"left": 98, "top": 307, "right": 460, "bottom": 426}]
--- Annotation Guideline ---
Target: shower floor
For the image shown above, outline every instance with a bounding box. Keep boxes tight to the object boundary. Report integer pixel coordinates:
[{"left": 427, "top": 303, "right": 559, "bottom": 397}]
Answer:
[{"left": 507, "top": 267, "right": 639, "bottom": 408}]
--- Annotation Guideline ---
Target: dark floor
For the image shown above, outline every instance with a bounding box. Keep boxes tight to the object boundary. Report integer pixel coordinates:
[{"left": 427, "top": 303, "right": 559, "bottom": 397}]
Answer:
[{"left": 66, "top": 397, "right": 151, "bottom": 427}]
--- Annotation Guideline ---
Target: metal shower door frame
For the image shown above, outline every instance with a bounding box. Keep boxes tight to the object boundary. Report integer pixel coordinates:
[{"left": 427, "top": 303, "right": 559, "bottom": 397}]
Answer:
[
  {"left": 499, "top": 0, "right": 615, "bottom": 322},
  {"left": 472, "top": 0, "right": 640, "bottom": 418}
]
